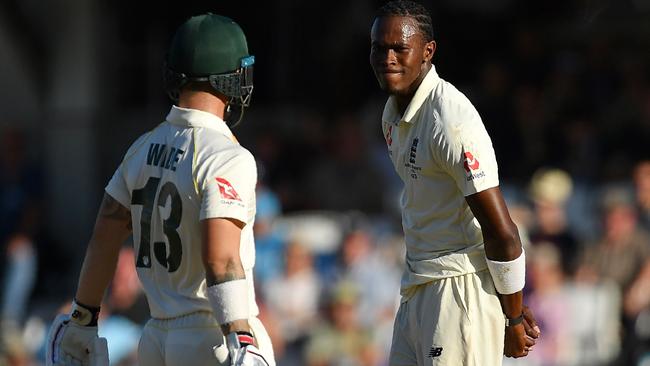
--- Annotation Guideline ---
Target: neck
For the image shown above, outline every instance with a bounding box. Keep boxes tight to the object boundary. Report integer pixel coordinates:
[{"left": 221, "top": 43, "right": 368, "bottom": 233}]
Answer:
[
  {"left": 395, "top": 63, "right": 432, "bottom": 114},
  {"left": 177, "top": 90, "right": 228, "bottom": 119}
]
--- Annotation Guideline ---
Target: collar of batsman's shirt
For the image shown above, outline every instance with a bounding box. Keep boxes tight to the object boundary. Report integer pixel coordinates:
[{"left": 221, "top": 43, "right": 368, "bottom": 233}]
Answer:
[{"left": 166, "top": 105, "right": 235, "bottom": 141}]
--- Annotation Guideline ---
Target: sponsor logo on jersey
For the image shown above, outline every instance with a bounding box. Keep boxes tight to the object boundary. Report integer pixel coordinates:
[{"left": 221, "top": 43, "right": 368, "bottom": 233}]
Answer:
[
  {"left": 463, "top": 152, "right": 480, "bottom": 172},
  {"left": 463, "top": 151, "right": 485, "bottom": 181},
  {"left": 216, "top": 178, "right": 242, "bottom": 201}
]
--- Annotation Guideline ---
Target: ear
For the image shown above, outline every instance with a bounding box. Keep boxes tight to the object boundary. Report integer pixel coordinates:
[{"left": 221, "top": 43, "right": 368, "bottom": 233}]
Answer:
[{"left": 423, "top": 40, "right": 436, "bottom": 62}]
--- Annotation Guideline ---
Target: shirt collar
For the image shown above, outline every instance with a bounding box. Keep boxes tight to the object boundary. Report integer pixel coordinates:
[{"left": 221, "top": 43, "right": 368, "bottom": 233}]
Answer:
[
  {"left": 165, "top": 105, "right": 234, "bottom": 139},
  {"left": 382, "top": 65, "right": 440, "bottom": 125}
]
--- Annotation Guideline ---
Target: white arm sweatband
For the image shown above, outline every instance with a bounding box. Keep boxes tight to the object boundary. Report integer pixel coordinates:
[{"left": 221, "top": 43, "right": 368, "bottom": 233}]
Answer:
[
  {"left": 206, "top": 279, "right": 250, "bottom": 325},
  {"left": 485, "top": 249, "right": 526, "bottom": 295}
]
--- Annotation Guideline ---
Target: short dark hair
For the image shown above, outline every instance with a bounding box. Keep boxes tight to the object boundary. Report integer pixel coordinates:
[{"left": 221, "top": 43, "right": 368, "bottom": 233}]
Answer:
[{"left": 376, "top": 0, "right": 434, "bottom": 42}]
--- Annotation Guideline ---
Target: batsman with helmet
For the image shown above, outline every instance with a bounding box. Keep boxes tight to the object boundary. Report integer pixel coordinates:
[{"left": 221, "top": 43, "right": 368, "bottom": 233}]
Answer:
[{"left": 46, "top": 13, "right": 274, "bottom": 366}]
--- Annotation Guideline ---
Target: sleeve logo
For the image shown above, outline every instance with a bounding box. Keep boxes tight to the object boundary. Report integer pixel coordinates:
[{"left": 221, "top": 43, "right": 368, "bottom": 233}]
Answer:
[
  {"left": 384, "top": 124, "right": 393, "bottom": 147},
  {"left": 215, "top": 178, "right": 242, "bottom": 201},
  {"left": 463, "top": 152, "right": 486, "bottom": 181},
  {"left": 463, "top": 152, "right": 480, "bottom": 172}
]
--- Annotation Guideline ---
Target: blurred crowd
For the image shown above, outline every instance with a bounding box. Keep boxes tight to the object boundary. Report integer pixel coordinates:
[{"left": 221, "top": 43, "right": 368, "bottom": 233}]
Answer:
[
  {"left": 1, "top": 0, "right": 650, "bottom": 365},
  {"left": 3, "top": 139, "right": 650, "bottom": 366}
]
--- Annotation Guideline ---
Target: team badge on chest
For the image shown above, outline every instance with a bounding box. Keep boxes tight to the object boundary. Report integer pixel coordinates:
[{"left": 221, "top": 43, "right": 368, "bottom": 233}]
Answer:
[{"left": 404, "top": 138, "right": 422, "bottom": 179}]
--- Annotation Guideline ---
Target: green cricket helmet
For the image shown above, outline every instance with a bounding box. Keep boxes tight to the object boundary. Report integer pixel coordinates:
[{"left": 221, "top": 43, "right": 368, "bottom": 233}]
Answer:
[{"left": 164, "top": 13, "right": 255, "bottom": 127}]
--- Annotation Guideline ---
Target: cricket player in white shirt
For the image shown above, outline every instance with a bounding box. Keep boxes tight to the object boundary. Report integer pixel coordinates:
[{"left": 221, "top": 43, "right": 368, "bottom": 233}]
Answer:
[
  {"left": 369, "top": 1, "right": 541, "bottom": 365},
  {"left": 45, "top": 13, "right": 274, "bottom": 366}
]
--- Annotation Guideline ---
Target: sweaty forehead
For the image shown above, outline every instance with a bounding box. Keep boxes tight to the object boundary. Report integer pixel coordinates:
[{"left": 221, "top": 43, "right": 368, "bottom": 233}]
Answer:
[{"left": 371, "top": 16, "right": 421, "bottom": 44}]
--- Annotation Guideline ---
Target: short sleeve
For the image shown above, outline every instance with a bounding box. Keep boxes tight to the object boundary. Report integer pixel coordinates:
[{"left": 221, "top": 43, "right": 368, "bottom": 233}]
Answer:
[
  {"left": 434, "top": 107, "right": 499, "bottom": 196},
  {"left": 199, "top": 150, "right": 257, "bottom": 222},
  {"left": 104, "top": 131, "right": 153, "bottom": 209},
  {"left": 105, "top": 164, "right": 131, "bottom": 209}
]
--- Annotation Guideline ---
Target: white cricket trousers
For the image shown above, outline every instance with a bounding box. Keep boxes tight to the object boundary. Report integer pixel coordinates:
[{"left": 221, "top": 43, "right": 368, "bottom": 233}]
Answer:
[
  {"left": 138, "top": 311, "right": 275, "bottom": 366},
  {"left": 389, "top": 269, "right": 505, "bottom": 366}
]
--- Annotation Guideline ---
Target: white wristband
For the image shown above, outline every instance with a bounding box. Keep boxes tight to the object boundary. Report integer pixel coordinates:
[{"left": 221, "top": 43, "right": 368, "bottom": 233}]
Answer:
[
  {"left": 206, "top": 279, "right": 249, "bottom": 325},
  {"left": 485, "top": 249, "right": 526, "bottom": 295}
]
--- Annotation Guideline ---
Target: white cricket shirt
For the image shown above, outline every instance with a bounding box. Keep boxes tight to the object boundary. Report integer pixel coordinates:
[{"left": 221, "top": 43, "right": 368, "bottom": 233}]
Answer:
[
  {"left": 381, "top": 66, "right": 500, "bottom": 299},
  {"left": 106, "top": 106, "right": 259, "bottom": 319}
]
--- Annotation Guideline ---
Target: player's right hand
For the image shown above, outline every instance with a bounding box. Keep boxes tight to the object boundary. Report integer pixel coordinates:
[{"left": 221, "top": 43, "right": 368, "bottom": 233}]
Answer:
[
  {"left": 46, "top": 311, "right": 109, "bottom": 365},
  {"left": 504, "top": 322, "right": 534, "bottom": 358},
  {"left": 213, "top": 331, "right": 269, "bottom": 366},
  {"left": 522, "top": 305, "right": 541, "bottom": 339}
]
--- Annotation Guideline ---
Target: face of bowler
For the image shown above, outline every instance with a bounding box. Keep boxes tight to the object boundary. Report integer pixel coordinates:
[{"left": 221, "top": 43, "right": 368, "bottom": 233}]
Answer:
[{"left": 370, "top": 16, "right": 436, "bottom": 107}]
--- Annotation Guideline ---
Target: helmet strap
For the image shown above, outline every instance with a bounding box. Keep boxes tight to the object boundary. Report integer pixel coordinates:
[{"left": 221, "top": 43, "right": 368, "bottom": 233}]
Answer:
[{"left": 224, "top": 101, "right": 246, "bottom": 129}]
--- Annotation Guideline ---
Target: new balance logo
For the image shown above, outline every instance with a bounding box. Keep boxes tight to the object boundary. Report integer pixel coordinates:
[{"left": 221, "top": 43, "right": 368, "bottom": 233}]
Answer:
[{"left": 428, "top": 347, "right": 443, "bottom": 358}]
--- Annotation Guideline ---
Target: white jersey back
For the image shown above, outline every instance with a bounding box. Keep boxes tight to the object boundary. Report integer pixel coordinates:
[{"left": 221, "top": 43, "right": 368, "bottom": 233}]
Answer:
[
  {"left": 106, "top": 106, "right": 258, "bottom": 319},
  {"left": 381, "top": 67, "right": 500, "bottom": 298}
]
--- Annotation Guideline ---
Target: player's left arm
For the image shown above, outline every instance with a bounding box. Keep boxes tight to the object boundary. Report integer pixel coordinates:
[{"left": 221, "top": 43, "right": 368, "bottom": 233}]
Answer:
[
  {"left": 466, "top": 187, "right": 522, "bottom": 300},
  {"left": 46, "top": 193, "right": 130, "bottom": 366},
  {"left": 466, "top": 187, "right": 539, "bottom": 357},
  {"left": 75, "top": 193, "right": 133, "bottom": 307}
]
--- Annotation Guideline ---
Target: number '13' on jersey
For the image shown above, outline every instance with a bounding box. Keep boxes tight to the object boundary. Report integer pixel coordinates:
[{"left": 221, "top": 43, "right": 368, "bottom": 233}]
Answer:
[{"left": 131, "top": 176, "right": 183, "bottom": 272}]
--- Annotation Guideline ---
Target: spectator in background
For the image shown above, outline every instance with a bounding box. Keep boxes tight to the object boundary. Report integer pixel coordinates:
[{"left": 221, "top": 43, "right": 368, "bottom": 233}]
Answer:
[
  {"left": 506, "top": 242, "right": 621, "bottom": 366},
  {"left": 264, "top": 240, "right": 321, "bottom": 366},
  {"left": 107, "top": 247, "right": 148, "bottom": 325},
  {"left": 305, "top": 281, "right": 378, "bottom": 366},
  {"left": 324, "top": 230, "right": 400, "bottom": 330},
  {"left": 0, "top": 128, "right": 39, "bottom": 337},
  {"left": 253, "top": 182, "right": 286, "bottom": 285},
  {"left": 100, "top": 247, "right": 145, "bottom": 365},
  {"left": 321, "top": 229, "right": 400, "bottom": 363},
  {"left": 577, "top": 188, "right": 650, "bottom": 316},
  {"left": 528, "top": 168, "right": 579, "bottom": 275},
  {"left": 634, "top": 160, "right": 650, "bottom": 232},
  {"left": 35, "top": 247, "right": 148, "bottom": 365},
  {"left": 304, "top": 116, "right": 385, "bottom": 214},
  {"left": 576, "top": 187, "right": 650, "bottom": 365},
  {"left": 518, "top": 243, "right": 572, "bottom": 366},
  {"left": 517, "top": 244, "right": 621, "bottom": 366}
]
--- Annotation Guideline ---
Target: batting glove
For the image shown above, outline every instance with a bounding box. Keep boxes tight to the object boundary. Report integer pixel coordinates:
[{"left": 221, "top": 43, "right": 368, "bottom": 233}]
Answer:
[
  {"left": 213, "top": 331, "right": 269, "bottom": 366},
  {"left": 45, "top": 301, "right": 109, "bottom": 366}
]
